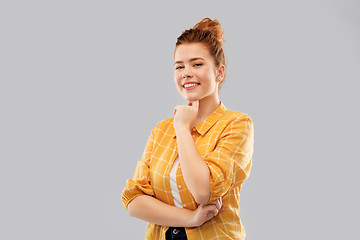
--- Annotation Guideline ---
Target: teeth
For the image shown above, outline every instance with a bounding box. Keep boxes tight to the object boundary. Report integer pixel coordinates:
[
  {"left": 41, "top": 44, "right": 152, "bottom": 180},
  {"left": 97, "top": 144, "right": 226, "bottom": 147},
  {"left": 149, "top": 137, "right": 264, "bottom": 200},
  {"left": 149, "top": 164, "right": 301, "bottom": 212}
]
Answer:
[{"left": 183, "top": 83, "right": 199, "bottom": 88}]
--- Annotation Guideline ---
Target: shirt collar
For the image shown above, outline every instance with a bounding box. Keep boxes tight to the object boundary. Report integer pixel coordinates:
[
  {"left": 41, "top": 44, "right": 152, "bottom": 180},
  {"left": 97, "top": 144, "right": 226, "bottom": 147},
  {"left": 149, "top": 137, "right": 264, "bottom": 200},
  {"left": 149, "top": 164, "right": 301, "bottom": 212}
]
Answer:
[{"left": 169, "top": 101, "right": 226, "bottom": 137}]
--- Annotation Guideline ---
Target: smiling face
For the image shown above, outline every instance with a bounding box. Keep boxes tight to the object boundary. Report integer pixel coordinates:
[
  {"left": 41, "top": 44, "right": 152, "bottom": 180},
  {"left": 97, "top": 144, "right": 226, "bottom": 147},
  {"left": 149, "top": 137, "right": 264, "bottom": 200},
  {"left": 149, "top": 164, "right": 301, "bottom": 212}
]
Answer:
[{"left": 174, "top": 43, "right": 223, "bottom": 102}]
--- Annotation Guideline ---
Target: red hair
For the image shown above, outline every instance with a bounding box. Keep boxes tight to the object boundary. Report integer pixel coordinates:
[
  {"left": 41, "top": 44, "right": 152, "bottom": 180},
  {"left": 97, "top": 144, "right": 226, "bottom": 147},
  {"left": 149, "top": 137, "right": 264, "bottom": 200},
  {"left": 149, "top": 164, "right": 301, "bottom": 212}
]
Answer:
[{"left": 175, "top": 18, "right": 226, "bottom": 88}]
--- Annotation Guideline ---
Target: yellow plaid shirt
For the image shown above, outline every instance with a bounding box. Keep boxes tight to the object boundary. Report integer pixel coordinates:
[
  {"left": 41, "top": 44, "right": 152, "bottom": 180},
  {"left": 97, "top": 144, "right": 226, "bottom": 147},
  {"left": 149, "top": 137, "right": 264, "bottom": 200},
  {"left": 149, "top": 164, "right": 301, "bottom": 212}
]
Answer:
[{"left": 122, "top": 101, "right": 254, "bottom": 240}]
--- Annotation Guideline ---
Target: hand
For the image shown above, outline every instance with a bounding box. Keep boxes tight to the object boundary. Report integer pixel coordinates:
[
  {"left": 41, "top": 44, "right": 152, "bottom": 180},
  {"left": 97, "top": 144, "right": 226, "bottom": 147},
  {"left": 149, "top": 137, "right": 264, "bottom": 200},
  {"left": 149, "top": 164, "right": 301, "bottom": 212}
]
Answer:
[
  {"left": 207, "top": 198, "right": 223, "bottom": 212},
  {"left": 173, "top": 100, "right": 199, "bottom": 132},
  {"left": 189, "top": 198, "right": 223, "bottom": 227},
  {"left": 190, "top": 204, "right": 218, "bottom": 227}
]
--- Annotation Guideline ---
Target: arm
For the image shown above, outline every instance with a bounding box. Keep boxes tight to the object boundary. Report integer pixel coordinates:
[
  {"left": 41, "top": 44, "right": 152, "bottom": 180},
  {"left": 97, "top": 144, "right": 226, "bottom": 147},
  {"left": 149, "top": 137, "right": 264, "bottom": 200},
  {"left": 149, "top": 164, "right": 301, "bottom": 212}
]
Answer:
[
  {"left": 175, "top": 127, "right": 210, "bottom": 204},
  {"left": 173, "top": 101, "right": 254, "bottom": 205},
  {"left": 204, "top": 115, "right": 254, "bottom": 203},
  {"left": 127, "top": 195, "right": 219, "bottom": 227},
  {"left": 173, "top": 100, "right": 211, "bottom": 204},
  {"left": 122, "top": 125, "right": 221, "bottom": 227}
]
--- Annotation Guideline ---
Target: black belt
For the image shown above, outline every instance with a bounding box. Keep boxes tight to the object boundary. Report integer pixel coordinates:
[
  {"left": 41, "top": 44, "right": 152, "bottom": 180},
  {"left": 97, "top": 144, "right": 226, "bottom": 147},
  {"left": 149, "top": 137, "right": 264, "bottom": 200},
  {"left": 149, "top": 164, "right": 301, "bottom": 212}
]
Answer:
[{"left": 165, "top": 227, "right": 187, "bottom": 240}]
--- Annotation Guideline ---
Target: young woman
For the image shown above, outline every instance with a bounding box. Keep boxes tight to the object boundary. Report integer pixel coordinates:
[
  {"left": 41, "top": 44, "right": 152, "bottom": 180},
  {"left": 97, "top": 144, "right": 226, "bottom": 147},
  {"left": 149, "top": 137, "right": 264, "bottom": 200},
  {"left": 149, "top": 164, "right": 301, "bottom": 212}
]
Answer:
[{"left": 122, "top": 18, "right": 254, "bottom": 240}]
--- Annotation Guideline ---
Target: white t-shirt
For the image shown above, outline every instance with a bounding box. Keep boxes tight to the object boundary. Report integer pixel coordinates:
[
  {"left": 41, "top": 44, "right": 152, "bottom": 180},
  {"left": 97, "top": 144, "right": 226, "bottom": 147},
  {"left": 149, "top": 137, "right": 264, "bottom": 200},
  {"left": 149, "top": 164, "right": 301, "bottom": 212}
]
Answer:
[{"left": 169, "top": 156, "right": 183, "bottom": 208}]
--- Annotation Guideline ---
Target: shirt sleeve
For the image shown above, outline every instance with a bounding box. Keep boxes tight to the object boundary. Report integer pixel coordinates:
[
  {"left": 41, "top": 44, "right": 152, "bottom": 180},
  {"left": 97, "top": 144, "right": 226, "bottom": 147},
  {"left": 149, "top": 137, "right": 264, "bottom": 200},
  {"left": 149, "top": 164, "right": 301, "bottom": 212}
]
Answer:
[
  {"left": 121, "top": 128, "right": 155, "bottom": 209},
  {"left": 204, "top": 114, "right": 254, "bottom": 204}
]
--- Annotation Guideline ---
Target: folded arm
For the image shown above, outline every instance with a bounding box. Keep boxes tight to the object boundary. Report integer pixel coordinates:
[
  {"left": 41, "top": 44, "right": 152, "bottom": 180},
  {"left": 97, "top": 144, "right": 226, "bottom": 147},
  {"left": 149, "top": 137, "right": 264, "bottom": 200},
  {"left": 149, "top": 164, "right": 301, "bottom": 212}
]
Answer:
[{"left": 126, "top": 195, "right": 220, "bottom": 227}]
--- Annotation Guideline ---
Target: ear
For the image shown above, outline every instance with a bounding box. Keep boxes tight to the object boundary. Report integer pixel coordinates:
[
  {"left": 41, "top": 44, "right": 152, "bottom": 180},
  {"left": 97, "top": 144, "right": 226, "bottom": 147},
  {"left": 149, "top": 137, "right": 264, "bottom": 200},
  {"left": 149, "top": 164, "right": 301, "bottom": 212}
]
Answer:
[{"left": 216, "top": 65, "right": 226, "bottom": 82}]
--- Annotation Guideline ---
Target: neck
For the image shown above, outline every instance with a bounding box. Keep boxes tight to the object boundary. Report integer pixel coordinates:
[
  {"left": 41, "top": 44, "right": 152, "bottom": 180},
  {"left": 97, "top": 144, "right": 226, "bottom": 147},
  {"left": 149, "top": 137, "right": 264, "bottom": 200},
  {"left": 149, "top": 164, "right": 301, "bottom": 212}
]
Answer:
[{"left": 192, "top": 95, "right": 220, "bottom": 127}]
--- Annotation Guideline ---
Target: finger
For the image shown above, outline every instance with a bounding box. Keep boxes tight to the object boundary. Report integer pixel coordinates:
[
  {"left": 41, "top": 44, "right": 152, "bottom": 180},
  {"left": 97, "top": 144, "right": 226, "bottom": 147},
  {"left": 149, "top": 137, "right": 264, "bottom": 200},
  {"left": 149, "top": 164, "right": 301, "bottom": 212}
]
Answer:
[
  {"left": 207, "top": 204, "right": 219, "bottom": 216},
  {"left": 204, "top": 204, "right": 216, "bottom": 213},
  {"left": 209, "top": 198, "right": 221, "bottom": 210},
  {"left": 213, "top": 206, "right": 219, "bottom": 216},
  {"left": 205, "top": 212, "right": 214, "bottom": 222},
  {"left": 209, "top": 200, "right": 220, "bottom": 210},
  {"left": 204, "top": 209, "right": 216, "bottom": 221}
]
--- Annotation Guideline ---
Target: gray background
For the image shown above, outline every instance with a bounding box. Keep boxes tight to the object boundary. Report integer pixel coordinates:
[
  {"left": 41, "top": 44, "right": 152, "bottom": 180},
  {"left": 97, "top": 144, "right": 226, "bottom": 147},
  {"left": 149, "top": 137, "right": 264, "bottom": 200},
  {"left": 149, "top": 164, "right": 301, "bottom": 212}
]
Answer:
[{"left": 1, "top": 0, "right": 359, "bottom": 239}]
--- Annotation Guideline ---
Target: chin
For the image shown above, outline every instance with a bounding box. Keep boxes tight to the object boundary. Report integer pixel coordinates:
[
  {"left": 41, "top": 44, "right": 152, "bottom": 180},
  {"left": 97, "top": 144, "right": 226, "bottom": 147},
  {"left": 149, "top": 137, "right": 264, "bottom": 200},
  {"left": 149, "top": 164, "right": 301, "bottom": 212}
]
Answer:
[{"left": 184, "top": 95, "right": 199, "bottom": 102}]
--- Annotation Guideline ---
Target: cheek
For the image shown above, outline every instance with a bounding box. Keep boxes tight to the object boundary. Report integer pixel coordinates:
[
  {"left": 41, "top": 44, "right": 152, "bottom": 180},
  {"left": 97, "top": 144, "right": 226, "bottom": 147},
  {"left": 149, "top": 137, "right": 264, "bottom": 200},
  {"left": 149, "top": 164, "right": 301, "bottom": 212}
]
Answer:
[
  {"left": 202, "top": 71, "right": 215, "bottom": 84},
  {"left": 174, "top": 74, "right": 181, "bottom": 87},
  {"left": 201, "top": 66, "right": 214, "bottom": 78}
]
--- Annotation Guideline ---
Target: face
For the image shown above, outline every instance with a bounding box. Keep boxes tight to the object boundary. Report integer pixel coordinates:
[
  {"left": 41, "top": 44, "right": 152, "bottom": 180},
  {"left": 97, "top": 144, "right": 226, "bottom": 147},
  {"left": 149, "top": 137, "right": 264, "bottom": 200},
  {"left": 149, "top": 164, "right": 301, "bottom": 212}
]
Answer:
[{"left": 174, "top": 43, "right": 223, "bottom": 102}]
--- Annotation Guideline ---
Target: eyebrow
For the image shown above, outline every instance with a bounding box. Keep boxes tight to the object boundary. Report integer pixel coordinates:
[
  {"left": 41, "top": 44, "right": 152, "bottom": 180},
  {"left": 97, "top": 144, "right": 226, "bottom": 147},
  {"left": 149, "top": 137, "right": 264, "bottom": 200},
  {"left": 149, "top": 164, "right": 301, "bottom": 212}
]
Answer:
[{"left": 174, "top": 57, "right": 205, "bottom": 65}]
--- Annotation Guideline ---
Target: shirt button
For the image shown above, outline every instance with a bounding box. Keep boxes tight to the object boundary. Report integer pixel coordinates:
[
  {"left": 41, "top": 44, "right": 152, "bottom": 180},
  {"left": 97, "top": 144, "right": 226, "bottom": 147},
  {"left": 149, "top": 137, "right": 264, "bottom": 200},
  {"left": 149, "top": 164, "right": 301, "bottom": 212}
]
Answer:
[
  {"left": 192, "top": 135, "right": 196, "bottom": 138},
  {"left": 182, "top": 204, "right": 186, "bottom": 207},
  {"left": 192, "top": 127, "right": 196, "bottom": 131},
  {"left": 178, "top": 185, "right": 182, "bottom": 189}
]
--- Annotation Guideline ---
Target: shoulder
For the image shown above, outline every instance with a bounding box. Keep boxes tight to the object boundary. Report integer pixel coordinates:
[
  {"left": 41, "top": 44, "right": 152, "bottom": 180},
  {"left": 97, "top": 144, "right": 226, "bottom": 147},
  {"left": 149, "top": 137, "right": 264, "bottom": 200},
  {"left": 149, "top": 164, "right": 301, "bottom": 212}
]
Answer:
[
  {"left": 219, "top": 109, "right": 254, "bottom": 141},
  {"left": 149, "top": 117, "right": 176, "bottom": 136},
  {"left": 222, "top": 108, "right": 254, "bottom": 127},
  {"left": 155, "top": 117, "right": 174, "bottom": 129}
]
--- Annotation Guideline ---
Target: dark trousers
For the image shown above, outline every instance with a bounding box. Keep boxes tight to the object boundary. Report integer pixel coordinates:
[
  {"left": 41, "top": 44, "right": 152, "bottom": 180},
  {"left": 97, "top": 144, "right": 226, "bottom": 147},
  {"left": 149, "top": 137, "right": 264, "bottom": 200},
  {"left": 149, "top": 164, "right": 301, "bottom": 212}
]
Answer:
[{"left": 165, "top": 227, "right": 188, "bottom": 240}]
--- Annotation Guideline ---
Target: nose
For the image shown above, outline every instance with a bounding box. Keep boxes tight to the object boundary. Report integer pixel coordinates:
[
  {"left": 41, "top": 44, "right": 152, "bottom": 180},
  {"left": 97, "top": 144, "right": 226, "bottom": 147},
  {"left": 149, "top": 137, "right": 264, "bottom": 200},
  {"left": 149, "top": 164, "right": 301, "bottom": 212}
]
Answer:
[{"left": 182, "top": 69, "right": 193, "bottom": 79}]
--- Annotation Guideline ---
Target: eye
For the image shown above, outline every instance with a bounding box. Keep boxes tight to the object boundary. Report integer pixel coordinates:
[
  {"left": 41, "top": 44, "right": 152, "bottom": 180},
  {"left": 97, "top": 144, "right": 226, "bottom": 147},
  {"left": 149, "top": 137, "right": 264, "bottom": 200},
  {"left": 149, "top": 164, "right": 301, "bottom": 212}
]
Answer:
[
  {"left": 194, "top": 63, "right": 203, "bottom": 67},
  {"left": 175, "top": 66, "right": 184, "bottom": 70}
]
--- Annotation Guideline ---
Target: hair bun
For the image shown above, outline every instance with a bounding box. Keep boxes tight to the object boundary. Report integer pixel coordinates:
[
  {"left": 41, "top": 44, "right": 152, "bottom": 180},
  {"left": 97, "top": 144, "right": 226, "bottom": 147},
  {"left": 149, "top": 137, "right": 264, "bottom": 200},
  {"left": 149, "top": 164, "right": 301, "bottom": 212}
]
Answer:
[{"left": 193, "top": 18, "right": 224, "bottom": 44}]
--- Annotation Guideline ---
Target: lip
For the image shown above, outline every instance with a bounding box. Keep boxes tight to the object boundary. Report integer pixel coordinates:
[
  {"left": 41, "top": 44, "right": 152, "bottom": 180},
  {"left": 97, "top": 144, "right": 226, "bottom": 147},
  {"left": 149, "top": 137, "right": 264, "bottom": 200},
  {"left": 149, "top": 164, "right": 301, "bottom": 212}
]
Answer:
[{"left": 182, "top": 81, "right": 200, "bottom": 90}]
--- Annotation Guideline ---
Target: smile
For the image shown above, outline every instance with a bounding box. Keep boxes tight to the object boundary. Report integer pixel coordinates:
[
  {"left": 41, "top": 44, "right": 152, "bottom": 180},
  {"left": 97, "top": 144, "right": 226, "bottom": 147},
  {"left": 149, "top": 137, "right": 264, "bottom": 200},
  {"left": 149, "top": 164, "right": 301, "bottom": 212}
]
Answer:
[{"left": 183, "top": 83, "right": 200, "bottom": 89}]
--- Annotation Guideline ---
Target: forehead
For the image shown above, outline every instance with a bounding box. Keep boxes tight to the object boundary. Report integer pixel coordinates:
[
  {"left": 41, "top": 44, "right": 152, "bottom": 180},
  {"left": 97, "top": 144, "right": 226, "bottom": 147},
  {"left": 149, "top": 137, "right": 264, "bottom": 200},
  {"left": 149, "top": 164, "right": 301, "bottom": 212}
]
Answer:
[{"left": 174, "top": 43, "right": 212, "bottom": 62}]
